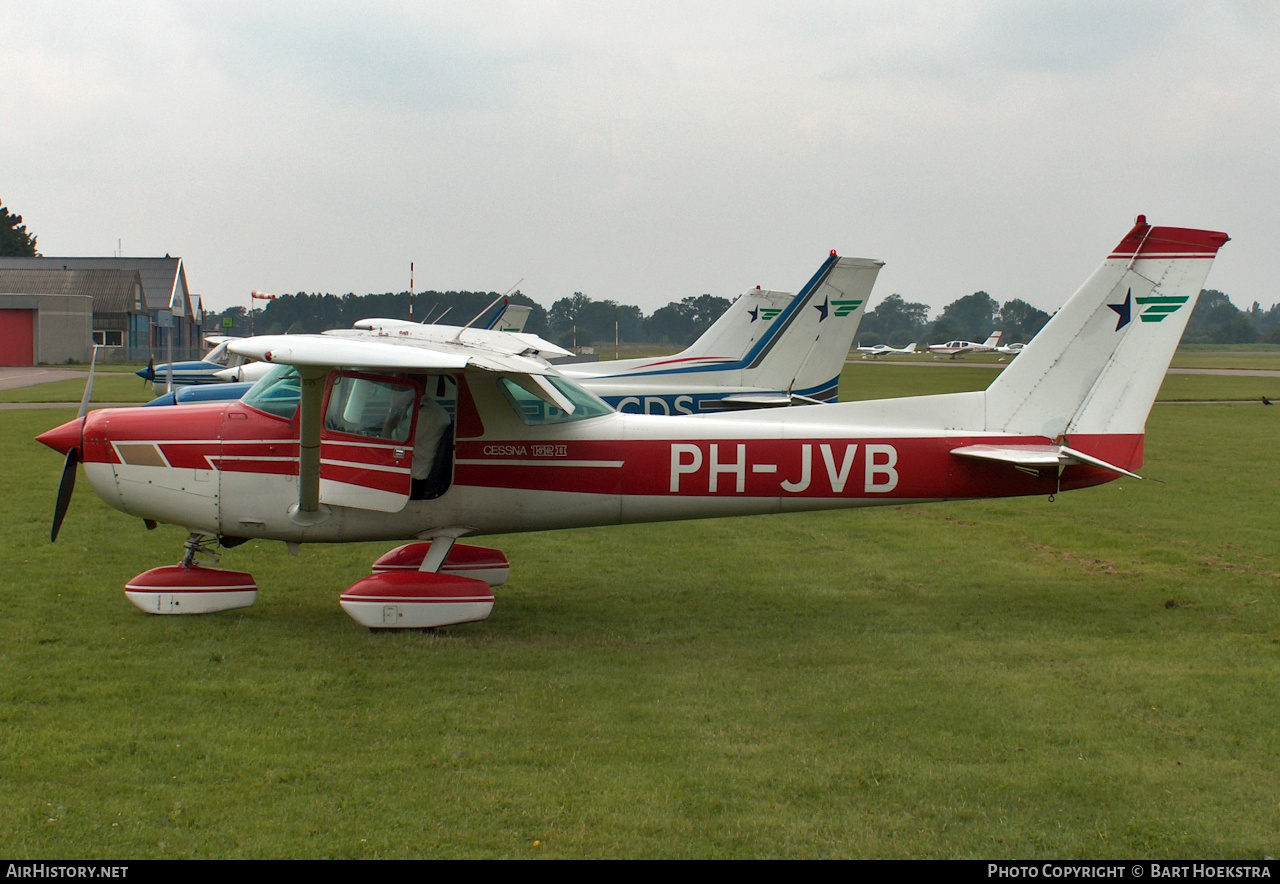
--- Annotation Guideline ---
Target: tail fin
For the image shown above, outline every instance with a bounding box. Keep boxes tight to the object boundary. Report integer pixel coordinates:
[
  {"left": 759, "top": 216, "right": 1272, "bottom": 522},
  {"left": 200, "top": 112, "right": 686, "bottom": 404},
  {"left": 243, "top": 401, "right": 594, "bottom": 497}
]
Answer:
[
  {"left": 985, "top": 217, "right": 1229, "bottom": 439},
  {"left": 677, "top": 288, "right": 797, "bottom": 361},
  {"left": 489, "top": 304, "right": 532, "bottom": 333},
  {"left": 982, "top": 331, "right": 1002, "bottom": 348},
  {"left": 903, "top": 342, "right": 917, "bottom": 354},
  {"left": 744, "top": 254, "right": 884, "bottom": 401}
]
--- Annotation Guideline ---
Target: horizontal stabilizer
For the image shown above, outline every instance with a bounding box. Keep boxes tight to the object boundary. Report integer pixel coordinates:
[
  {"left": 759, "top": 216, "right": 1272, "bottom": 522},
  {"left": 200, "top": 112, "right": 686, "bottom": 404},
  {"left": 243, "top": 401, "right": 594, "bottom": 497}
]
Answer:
[
  {"left": 704, "top": 391, "right": 830, "bottom": 410},
  {"left": 950, "top": 444, "right": 1142, "bottom": 479}
]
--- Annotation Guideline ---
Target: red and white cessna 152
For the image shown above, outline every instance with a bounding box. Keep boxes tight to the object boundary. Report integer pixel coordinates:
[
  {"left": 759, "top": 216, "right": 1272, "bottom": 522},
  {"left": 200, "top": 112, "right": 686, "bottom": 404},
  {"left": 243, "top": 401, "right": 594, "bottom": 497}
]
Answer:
[{"left": 37, "top": 217, "right": 1228, "bottom": 630}]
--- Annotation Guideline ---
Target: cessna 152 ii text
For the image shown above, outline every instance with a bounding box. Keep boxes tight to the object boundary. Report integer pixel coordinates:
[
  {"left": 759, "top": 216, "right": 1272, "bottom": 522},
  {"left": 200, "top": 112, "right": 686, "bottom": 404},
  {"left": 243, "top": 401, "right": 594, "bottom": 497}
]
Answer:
[{"left": 37, "top": 218, "right": 1227, "bottom": 631}]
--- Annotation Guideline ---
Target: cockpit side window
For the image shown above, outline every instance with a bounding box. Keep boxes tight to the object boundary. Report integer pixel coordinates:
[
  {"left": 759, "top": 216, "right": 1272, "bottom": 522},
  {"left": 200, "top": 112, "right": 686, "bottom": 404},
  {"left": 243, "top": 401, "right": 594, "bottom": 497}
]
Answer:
[
  {"left": 323, "top": 374, "right": 420, "bottom": 441},
  {"left": 204, "top": 342, "right": 230, "bottom": 366}
]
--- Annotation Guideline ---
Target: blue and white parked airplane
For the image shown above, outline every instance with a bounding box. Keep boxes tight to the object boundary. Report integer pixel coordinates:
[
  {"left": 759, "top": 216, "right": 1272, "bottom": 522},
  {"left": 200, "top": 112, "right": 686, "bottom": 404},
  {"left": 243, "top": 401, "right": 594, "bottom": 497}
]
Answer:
[
  {"left": 136, "top": 336, "right": 249, "bottom": 389},
  {"left": 559, "top": 252, "right": 882, "bottom": 413}
]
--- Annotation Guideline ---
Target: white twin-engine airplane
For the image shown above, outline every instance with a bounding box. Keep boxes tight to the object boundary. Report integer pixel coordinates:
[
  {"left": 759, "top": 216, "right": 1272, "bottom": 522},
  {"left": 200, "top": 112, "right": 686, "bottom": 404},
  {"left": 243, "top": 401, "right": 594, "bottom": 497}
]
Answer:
[
  {"left": 927, "top": 331, "right": 1003, "bottom": 358},
  {"left": 37, "top": 217, "right": 1227, "bottom": 631},
  {"left": 856, "top": 342, "right": 918, "bottom": 359}
]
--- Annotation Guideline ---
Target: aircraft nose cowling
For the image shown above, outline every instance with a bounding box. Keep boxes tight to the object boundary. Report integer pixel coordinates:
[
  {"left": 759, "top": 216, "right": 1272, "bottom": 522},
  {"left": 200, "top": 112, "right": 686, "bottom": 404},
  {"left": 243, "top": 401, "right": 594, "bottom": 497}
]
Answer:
[
  {"left": 36, "top": 418, "right": 84, "bottom": 456},
  {"left": 136, "top": 366, "right": 155, "bottom": 382}
]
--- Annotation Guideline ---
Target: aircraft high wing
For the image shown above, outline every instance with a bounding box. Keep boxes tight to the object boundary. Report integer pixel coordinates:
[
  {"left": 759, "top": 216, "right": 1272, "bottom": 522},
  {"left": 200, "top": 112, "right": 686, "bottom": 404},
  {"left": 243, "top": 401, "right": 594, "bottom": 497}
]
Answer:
[
  {"left": 38, "top": 216, "right": 1228, "bottom": 632},
  {"left": 856, "top": 342, "right": 918, "bottom": 359},
  {"left": 927, "top": 331, "right": 1003, "bottom": 359},
  {"left": 210, "top": 300, "right": 537, "bottom": 385}
]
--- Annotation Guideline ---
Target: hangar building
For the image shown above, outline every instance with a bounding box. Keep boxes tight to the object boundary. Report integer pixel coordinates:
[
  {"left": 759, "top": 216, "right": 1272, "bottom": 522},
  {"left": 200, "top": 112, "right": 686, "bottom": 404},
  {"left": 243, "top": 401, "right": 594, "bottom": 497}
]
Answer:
[{"left": 0, "top": 256, "right": 204, "bottom": 365}]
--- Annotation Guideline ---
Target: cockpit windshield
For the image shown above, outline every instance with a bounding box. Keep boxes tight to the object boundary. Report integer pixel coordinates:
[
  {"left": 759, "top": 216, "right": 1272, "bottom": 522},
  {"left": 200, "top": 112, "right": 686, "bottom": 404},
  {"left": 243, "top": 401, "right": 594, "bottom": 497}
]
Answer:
[
  {"left": 241, "top": 364, "right": 301, "bottom": 418},
  {"left": 203, "top": 341, "right": 230, "bottom": 366}
]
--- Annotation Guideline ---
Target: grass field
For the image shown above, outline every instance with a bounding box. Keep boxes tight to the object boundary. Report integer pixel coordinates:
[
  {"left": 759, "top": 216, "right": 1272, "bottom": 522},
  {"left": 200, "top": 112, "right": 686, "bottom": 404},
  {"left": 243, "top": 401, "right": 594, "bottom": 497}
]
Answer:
[
  {"left": 0, "top": 374, "right": 156, "bottom": 405},
  {"left": 1, "top": 369, "right": 1277, "bottom": 858},
  {"left": 1171, "top": 345, "right": 1280, "bottom": 371}
]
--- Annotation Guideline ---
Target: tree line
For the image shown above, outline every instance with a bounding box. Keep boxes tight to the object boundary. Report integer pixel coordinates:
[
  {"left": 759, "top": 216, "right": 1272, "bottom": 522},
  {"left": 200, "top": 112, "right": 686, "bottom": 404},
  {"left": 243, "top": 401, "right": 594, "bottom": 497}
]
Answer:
[
  {"left": 5, "top": 197, "right": 1278, "bottom": 348},
  {"left": 207, "top": 284, "right": 1280, "bottom": 350}
]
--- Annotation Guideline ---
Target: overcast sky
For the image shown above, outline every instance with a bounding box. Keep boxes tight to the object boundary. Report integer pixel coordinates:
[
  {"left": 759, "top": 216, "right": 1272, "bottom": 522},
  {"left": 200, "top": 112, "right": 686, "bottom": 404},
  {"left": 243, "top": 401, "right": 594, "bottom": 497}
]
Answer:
[{"left": 3, "top": 1, "right": 1276, "bottom": 317}]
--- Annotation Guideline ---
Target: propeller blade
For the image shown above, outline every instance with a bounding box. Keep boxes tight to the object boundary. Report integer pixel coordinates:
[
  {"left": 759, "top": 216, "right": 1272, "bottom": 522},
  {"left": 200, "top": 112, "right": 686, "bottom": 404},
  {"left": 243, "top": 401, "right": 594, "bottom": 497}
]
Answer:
[
  {"left": 79, "top": 345, "right": 100, "bottom": 419},
  {"left": 143, "top": 356, "right": 154, "bottom": 386},
  {"left": 52, "top": 448, "right": 79, "bottom": 543}
]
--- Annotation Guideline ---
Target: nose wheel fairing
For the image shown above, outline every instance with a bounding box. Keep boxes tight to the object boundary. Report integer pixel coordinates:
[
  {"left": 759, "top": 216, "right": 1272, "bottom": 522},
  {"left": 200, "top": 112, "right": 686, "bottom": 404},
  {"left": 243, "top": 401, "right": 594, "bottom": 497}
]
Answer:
[{"left": 124, "top": 564, "right": 259, "bottom": 614}]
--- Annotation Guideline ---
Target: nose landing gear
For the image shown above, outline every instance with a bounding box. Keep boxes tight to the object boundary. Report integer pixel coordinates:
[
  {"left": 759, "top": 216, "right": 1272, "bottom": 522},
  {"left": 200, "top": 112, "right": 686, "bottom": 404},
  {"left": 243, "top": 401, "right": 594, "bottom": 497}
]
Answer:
[{"left": 123, "top": 533, "right": 258, "bottom": 615}]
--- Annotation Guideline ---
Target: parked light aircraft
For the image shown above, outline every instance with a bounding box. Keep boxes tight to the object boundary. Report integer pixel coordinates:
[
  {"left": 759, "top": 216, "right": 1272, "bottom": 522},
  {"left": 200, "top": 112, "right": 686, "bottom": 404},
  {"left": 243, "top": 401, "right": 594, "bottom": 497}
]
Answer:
[
  {"left": 38, "top": 218, "right": 1227, "bottom": 630},
  {"left": 558, "top": 253, "right": 882, "bottom": 413},
  {"left": 856, "top": 342, "right": 918, "bottom": 359},
  {"left": 996, "top": 342, "right": 1027, "bottom": 357},
  {"left": 927, "top": 331, "right": 1003, "bottom": 359},
  {"left": 136, "top": 336, "right": 249, "bottom": 388}
]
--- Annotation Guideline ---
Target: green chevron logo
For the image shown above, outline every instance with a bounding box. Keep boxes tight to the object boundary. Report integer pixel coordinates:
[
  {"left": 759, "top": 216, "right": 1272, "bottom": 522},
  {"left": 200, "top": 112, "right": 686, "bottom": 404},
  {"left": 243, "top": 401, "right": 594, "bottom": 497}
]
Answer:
[
  {"left": 1136, "top": 295, "right": 1189, "bottom": 323},
  {"left": 759, "top": 308, "right": 782, "bottom": 320},
  {"left": 831, "top": 299, "right": 863, "bottom": 318}
]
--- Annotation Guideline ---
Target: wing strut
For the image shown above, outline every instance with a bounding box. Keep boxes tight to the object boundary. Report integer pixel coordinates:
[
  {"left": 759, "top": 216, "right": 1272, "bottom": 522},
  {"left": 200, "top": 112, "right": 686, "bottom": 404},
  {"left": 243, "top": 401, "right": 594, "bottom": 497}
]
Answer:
[{"left": 289, "top": 367, "right": 332, "bottom": 525}]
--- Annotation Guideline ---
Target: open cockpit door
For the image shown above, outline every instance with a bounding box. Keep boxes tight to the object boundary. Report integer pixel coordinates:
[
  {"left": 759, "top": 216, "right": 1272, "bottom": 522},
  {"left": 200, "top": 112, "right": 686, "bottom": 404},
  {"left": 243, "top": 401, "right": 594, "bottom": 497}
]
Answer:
[
  {"left": 227, "top": 333, "right": 552, "bottom": 524},
  {"left": 319, "top": 372, "right": 420, "bottom": 513}
]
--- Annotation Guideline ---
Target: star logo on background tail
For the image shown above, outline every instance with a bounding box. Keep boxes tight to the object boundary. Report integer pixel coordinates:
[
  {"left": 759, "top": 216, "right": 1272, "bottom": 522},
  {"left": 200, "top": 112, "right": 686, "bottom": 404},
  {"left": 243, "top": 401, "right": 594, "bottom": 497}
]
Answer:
[
  {"left": 749, "top": 306, "right": 759, "bottom": 322},
  {"left": 814, "top": 296, "right": 830, "bottom": 322},
  {"left": 1108, "top": 288, "right": 1132, "bottom": 331}
]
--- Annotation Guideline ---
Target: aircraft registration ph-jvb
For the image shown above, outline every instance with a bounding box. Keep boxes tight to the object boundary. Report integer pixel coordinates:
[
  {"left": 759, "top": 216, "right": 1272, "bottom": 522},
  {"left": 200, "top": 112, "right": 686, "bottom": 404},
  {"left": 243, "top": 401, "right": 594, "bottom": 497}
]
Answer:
[{"left": 37, "top": 217, "right": 1227, "bottom": 631}]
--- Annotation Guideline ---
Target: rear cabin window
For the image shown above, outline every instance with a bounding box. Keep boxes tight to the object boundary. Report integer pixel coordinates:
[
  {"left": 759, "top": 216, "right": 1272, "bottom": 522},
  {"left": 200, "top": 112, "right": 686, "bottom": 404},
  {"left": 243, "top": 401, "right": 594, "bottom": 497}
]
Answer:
[{"left": 498, "top": 375, "right": 615, "bottom": 426}]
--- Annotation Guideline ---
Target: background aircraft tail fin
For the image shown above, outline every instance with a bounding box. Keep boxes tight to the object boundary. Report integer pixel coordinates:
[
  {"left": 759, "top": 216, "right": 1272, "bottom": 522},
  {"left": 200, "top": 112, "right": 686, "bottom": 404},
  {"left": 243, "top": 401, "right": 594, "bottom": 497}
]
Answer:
[
  {"left": 488, "top": 303, "right": 531, "bottom": 333},
  {"left": 678, "top": 288, "right": 796, "bottom": 362},
  {"left": 984, "top": 217, "right": 1229, "bottom": 440},
  {"left": 744, "top": 254, "right": 883, "bottom": 401}
]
